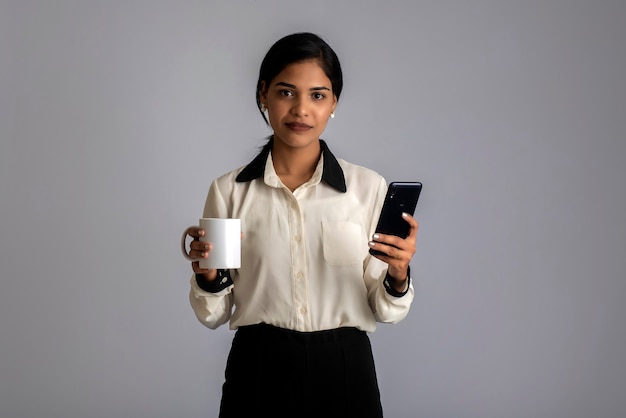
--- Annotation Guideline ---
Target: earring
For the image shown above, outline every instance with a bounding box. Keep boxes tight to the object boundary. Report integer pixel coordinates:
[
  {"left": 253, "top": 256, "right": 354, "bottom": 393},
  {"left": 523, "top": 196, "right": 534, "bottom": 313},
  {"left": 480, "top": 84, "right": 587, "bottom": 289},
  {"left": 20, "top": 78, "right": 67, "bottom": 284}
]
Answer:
[
  {"left": 261, "top": 104, "right": 267, "bottom": 112},
  {"left": 330, "top": 112, "right": 335, "bottom": 119}
]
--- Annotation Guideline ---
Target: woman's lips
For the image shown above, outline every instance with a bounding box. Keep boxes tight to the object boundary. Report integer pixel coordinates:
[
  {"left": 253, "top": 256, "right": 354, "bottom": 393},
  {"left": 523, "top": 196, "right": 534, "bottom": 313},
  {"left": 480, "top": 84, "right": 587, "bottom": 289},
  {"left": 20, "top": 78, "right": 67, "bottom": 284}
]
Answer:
[{"left": 286, "top": 122, "right": 312, "bottom": 132}]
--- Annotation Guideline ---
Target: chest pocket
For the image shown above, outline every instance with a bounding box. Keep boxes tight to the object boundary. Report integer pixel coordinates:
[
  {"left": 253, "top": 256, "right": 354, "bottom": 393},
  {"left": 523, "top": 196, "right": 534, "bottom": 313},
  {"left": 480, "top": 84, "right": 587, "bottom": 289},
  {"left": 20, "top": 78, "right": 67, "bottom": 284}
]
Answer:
[{"left": 321, "top": 220, "right": 366, "bottom": 266}]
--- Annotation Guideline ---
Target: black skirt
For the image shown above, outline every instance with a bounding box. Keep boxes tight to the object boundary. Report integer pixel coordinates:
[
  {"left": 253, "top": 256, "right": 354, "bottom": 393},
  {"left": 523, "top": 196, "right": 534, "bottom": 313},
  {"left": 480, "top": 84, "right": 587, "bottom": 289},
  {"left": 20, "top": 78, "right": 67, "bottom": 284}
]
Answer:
[{"left": 218, "top": 323, "right": 383, "bottom": 418}]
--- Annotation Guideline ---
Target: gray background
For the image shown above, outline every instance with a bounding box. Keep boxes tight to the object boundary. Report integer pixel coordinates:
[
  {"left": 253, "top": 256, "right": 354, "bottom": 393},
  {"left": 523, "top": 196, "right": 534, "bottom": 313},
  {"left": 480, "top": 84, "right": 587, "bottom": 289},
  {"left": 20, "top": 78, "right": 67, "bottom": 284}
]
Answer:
[{"left": 1, "top": 1, "right": 625, "bottom": 417}]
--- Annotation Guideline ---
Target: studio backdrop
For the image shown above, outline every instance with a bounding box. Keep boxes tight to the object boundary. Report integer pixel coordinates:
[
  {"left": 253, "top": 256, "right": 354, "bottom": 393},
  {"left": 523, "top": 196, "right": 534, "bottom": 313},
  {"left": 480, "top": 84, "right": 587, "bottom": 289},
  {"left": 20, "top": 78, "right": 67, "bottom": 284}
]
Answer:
[{"left": 1, "top": 1, "right": 625, "bottom": 417}]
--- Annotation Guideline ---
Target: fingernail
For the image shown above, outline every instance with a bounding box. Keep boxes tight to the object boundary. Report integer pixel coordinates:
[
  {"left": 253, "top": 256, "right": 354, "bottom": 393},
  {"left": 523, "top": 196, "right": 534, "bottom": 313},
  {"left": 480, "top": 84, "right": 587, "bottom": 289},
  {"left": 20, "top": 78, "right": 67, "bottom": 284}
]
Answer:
[
  {"left": 368, "top": 241, "right": 375, "bottom": 247},
  {"left": 202, "top": 252, "right": 207, "bottom": 258},
  {"left": 402, "top": 212, "right": 409, "bottom": 218},
  {"left": 373, "top": 234, "right": 380, "bottom": 240},
  {"left": 199, "top": 230, "right": 205, "bottom": 236}
]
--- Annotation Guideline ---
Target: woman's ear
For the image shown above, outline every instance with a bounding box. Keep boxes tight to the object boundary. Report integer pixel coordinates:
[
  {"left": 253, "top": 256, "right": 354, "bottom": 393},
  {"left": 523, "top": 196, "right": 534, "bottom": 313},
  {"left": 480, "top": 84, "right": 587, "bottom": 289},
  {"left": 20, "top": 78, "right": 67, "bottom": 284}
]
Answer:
[{"left": 259, "top": 81, "right": 268, "bottom": 105}]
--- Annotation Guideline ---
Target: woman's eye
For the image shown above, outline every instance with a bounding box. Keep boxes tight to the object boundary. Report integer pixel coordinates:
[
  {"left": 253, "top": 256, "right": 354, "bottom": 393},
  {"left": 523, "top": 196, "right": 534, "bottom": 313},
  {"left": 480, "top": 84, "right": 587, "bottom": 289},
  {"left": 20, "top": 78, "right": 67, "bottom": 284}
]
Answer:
[
  {"left": 312, "top": 92, "right": 326, "bottom": 100},
  {"left": 279, "top": 89, "right": 294, "bottom": 97}
]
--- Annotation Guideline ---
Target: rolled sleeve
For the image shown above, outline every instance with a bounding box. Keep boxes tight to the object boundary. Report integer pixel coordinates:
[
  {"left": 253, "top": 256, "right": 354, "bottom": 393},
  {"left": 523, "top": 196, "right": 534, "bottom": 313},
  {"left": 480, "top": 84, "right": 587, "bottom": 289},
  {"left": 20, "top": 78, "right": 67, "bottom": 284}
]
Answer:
[{"left": 189, "top": 274, "right": 234, "bottom": 330}]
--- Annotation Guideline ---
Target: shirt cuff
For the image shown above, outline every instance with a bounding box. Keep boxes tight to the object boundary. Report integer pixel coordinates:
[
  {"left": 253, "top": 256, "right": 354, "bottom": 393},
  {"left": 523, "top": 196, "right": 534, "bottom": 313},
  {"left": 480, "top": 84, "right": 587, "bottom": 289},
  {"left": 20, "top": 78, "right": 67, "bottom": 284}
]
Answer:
[
  {"left": 383, "top": 266, "right": 411, "bottom": 297},
  {"left": 195, "top": 269, "right": 233, "bottom": 293}
]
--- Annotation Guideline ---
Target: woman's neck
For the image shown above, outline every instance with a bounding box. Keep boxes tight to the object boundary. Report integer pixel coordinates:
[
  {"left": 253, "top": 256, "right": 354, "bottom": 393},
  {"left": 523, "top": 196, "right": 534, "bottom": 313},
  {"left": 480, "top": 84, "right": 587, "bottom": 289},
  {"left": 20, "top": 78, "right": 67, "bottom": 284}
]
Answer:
[{"left": 271, "top": 139, "right": 321, "bottom": 191}]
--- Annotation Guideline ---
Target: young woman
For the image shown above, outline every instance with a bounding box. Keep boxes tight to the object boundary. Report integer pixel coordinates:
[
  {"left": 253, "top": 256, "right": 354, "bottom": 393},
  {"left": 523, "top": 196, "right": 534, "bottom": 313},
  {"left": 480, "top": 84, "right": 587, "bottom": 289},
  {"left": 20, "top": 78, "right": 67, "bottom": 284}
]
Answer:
[{"left": 184, "top": 32, "right": 419, "bottom": 417}]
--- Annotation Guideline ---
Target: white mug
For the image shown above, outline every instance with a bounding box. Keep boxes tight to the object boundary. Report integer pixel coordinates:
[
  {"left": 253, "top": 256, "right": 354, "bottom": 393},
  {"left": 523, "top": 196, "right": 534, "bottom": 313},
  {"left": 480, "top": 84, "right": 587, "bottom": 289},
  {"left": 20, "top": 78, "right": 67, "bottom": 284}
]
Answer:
[{"left": 181, "top": 218, "right": 241, "bottom": 269}]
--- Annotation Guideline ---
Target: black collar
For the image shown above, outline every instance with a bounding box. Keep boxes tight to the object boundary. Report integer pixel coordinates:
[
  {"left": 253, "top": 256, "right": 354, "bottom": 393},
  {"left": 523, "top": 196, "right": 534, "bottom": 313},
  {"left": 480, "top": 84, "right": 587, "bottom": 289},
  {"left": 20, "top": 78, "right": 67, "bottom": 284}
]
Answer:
[{"left": 235, "top": 137, "right": 347, "bottom": 193}]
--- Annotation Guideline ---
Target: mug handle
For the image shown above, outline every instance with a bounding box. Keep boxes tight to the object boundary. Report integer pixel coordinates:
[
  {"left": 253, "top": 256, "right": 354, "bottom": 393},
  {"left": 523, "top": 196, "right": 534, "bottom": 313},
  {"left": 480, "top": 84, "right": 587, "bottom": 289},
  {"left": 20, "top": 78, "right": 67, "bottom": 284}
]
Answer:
[{"left": 181, "top": 226, "right": 199, "bottom": 262}]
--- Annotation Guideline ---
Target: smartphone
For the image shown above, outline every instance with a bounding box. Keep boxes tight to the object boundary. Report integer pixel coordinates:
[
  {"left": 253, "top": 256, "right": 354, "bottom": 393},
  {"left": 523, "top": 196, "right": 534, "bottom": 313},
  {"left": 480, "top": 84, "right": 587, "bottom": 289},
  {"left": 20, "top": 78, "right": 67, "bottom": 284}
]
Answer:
[{"left": 369, "top": 181, "right": 422, "bottom": 257}]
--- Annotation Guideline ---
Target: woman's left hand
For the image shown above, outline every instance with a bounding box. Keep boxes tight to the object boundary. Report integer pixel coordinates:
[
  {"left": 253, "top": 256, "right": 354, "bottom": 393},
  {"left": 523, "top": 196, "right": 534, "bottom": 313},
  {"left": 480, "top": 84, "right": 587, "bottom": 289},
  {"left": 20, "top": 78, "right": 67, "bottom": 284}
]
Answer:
[{"left": 368, "top": 213, "right": 419, "bottom": 288}]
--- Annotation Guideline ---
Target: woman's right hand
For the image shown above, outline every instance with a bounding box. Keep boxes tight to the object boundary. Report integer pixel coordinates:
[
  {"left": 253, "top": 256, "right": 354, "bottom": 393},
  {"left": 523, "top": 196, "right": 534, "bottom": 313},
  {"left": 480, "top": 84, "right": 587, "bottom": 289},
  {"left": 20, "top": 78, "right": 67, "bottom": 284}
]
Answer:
[{"left": 185, "top": 226, "right": 218, "bottom": 281}]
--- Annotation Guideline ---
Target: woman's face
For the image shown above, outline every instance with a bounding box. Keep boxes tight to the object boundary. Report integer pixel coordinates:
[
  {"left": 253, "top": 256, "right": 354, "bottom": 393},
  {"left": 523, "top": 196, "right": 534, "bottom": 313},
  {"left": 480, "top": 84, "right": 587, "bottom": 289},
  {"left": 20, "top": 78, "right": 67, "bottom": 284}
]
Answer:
[{"left": 261, "top": 59, "right": 337, "bottom": 151}]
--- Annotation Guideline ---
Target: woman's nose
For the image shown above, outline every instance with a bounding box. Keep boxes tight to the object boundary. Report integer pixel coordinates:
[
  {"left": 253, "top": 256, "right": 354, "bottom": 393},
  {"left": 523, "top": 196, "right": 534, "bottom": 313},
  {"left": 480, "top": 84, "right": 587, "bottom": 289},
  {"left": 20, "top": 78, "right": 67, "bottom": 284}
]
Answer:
[{"left": 291, "top": 97, "right": 308, "bottom": 117}]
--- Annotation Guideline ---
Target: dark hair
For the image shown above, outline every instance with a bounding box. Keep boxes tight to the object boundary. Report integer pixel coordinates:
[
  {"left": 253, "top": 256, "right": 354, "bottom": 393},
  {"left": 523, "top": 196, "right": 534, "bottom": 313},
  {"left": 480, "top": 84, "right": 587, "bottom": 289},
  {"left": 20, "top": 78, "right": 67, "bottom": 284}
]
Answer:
[{"left": 256, "top": 32, "right": 343, "bottom": 124}]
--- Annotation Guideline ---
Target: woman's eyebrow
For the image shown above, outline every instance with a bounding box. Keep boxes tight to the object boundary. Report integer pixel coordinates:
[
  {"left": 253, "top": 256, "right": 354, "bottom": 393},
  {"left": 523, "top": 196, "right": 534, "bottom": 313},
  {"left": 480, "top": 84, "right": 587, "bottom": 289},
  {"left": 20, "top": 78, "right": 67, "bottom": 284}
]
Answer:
[
  {"left": 275, "top": 81, "right": 296, "bottom": 89},
  {"left": 274, "top": 81, "right": 330, "bottom": 91}
]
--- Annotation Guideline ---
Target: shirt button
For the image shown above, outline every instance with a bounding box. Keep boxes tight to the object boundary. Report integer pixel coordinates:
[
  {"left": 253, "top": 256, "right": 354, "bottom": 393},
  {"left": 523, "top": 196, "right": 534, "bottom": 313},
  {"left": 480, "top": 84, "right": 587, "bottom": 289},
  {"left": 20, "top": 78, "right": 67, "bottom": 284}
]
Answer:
[
  {"left": 294, "top": 235, "right": 302, "bottom": 242},
  {"left": 296, "top": 271, "right": 304, "bottom": 280},
  {"left": 299, "top": 307, "right": 307, "bottom": 315}
]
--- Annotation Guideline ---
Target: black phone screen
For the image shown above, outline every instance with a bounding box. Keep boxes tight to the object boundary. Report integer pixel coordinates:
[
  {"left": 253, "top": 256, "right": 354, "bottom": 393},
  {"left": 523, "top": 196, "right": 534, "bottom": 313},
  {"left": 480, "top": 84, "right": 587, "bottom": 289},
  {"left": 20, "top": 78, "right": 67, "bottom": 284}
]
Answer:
[{"left": 369, "top": 181, "right": 422, "bottom": 256}]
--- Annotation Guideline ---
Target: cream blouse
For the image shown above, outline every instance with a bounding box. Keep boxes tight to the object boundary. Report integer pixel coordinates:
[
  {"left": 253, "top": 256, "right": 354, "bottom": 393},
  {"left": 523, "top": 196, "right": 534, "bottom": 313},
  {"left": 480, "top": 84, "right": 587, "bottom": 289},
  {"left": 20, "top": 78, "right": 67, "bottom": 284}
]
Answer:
[{"left": 189, "top": 140, "right": 414, "bottom": 333}]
